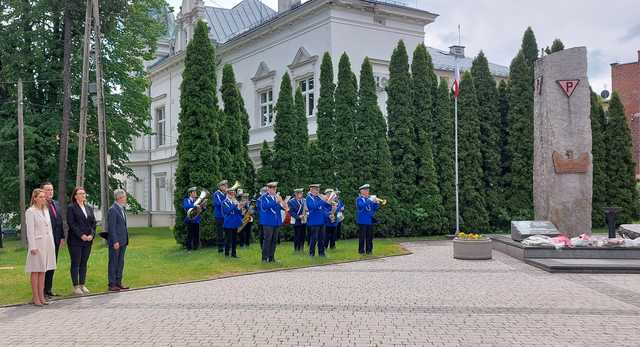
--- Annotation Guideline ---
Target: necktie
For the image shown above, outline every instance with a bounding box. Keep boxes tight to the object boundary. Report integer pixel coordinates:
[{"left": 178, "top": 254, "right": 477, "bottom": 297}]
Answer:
[
  {"left": 50, "top": 203, "right": 57, "bottom": 218},
  {"left": 121, "top": 206, "right": 127, "bottom": 227}
]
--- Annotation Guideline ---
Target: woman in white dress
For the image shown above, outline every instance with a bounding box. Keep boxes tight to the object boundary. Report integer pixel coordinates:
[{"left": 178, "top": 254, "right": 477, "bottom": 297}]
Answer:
[{"left": 25, "top": 188, "right": 57, "bottom": 306}]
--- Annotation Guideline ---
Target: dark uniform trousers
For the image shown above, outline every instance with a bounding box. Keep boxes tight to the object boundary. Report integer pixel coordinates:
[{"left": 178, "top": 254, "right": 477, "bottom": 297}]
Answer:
[
  {"left": 261, "top": 226, "right": 278, "bottom": 262},
  {"left": 358, "top": 224, "right": 374, "bottom": 254},
  {"left": 186, "top": 222, "right": 200, "bottom": 250},
  {"left": 293, "top": 224, "right": 306, "bottom": 251},
  {"left": 215, "top": 218, "right": 225, "bottom": 252},
  {"left": 308, "top": 225, "right": 326, "bottom": 257},
  {"left": 325, "top": 226, "right": 337, "bottom": 249},
  {"left": 239, "top": 222, "right": 252, "bottom": 247},
  {"left": 224, "top": 228, "right": 238, "bottom": 257}
]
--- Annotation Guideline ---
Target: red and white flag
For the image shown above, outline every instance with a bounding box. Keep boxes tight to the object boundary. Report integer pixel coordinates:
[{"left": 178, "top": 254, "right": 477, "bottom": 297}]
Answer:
[{"left": 452, "top": 63, "right": 460, "bottom": 98}]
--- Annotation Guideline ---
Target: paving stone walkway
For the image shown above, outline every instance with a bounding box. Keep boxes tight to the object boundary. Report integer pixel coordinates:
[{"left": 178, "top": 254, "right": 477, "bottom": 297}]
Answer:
[{"left": 2, "top": 241, "right": 640, "bottom": 346}]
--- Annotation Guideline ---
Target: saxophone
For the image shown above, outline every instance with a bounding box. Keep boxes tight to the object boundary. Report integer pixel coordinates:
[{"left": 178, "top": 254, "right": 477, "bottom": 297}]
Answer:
[
  {"left": 301, "top": 198, "right": 308, "bottom": 224},
  {"left": 237, "top": 198, "right": 254, "bottom": 233}
]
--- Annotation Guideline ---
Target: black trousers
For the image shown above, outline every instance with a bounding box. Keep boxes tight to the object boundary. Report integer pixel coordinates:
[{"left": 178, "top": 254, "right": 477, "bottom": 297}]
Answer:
[
  {"left": 358, "top": 224, "right": 374, "bottom": 254},
  {"left": 215, "top": 218, "right": 225, "bottom": 252},
  {"left": 69, "top": 244, "right": 92, "bottom": 286},
  {"left": 261, "top": 226, "right": 278, "bottom": 262},
  {"left": 308, "top": 225, "right": 326, "bottom": 256},
  {"left": 108, "top": 245, "right": 127, "bottom": 286},
  {"left": 239, "top": 222, "right": 252, "bottom": 247},
  {"left": 224, "top": 228, "right": 238, "bottom": 256},
  {"left": 186, "top": 222, "right": 200, "bottom": 250},
  {"left": 336, "top": 222, "right": 343, "bottom": 240},
  {"left": 325, "top": 226, "right": 337, "bottom": 249},
  {"left": 293, "top": 224, "right": 306, "bottom": 251},
  {"left": 44, "top": 237, "right": 61, "bottom": 294}
]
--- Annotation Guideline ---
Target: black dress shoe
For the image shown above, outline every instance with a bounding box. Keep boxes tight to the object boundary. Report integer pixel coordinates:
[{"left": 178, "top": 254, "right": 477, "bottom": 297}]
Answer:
[
  {"left": 108, "top": 286, "right": 121, "bottom": 292},
  {"left": 117, "top": 284, "right": 130, "bottom": 290}
]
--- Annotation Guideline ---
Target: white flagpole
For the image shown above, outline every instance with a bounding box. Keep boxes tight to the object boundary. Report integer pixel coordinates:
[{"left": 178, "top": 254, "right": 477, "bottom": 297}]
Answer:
[
  {"left": 454, "top": 25, "right": 461, "bottom": 234},
  {"left": 454, "top": 75, "right": 459, "bottom": 234}
]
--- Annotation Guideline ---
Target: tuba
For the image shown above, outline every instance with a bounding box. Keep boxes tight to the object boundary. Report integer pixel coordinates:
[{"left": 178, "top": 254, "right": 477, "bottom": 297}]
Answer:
[
  {"left": 187, "top": 189, "right": 210, "bottom": 218},
  {"left": 321, "top": 191, "right": 338, "bottom": 223}
]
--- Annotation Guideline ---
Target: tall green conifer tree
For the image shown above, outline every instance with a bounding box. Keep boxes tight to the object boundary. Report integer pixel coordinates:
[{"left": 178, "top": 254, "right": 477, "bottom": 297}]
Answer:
[
  {"left": 256, "top": 140, "right": 274, "bottom": 188},
  {"left": 173, "top": 21, "right": 221, "bottom": 245},
  {"left": 604, "top": 93, "right": 638, "bottom": 223},
  {"left": 220, "top": 64, "right": 245, "bottom": 181},
  {"left": 457, "top": 71, "right": 489, "bottom": 231},
  {"left": 272, "top": 72, "right": 299, "bottom": 194},
  {"left": 411, "top": 44, "right": 443, "bottom": 234},
  {"left": 354, "top": 57, "right": 395, "bottom": 234},
  {"left": 504, "top": 51, "right": 534, "bottom": 220},
  {"left": 387, "top": 40, "right": 417, "bottom": 233},
  {"left": 433, "top": 79, "right": 456, "bottom": 232},
  {"left": 333, "top": 53, "right": 358, "bottom": 193},
  {"left": 590, "top": 90, "right": 608, "bottom": 226},
  {"left": 471, "top": 52, "right": 503, "bottom": 229},
  {"left": 314, "top": 52, "right": 337, "bottom": 187}
]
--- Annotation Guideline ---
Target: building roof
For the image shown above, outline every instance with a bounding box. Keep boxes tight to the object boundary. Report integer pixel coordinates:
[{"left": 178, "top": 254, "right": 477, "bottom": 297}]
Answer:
[
  {"left": 203, "top": 0, "right": 277, "bottom": 43},
  {"left": 154, "top": 1, "right": 507, "bottom": 77},
  {"left": 427, "top": 47, "right": 509, "bottom": 78}
]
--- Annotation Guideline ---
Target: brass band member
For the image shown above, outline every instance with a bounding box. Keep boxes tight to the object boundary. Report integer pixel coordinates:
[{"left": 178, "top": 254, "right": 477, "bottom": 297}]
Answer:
[
  {"left": 356, "top": 184, "right": 380, "bottom": 255},
  {"left": 183, "top": 187, "right": 203, "bottom": 251},
  {"left": 288, "top": 188, "right": 306, "bottom": 252},
  {"left": 222, "top": 187, "right": 243, "bottom": 258},
  {"left": 258, "top": 182, "right": 286, "bottom": 262},
  {"left": 306, "top": 184, "right": 332, "bottom": 257},
  {"left": 238, "top": 192, "right": 254, "bottom": 248},
  {"left": 213, "top": 180, "right": 228, "bottom": 253}
]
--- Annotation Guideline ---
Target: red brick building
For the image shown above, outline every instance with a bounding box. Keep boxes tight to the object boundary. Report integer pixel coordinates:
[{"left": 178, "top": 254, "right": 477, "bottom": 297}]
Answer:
[{"left": 611, "top": 50, "right": 640, "bottom": 177}]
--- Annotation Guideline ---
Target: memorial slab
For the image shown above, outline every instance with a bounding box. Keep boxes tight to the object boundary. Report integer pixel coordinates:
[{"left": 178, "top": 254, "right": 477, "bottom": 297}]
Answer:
[{"left": 511, "top": 220, "right": 560, "bottom": 241}]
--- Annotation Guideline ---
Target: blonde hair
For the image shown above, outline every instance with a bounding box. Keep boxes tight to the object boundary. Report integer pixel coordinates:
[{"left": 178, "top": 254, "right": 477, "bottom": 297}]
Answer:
[{"left": 30, "top": 188, "right": 47, "bottom": 209}]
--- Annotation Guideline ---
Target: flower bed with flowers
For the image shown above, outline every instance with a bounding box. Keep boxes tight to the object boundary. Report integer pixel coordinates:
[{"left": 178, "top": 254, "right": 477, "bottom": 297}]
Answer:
[
  {"left": 455, "top": 232, "right": 487, "bottom": 240},
  {"left": 452, "top": 232, "right": 492, "bottom": 260}
]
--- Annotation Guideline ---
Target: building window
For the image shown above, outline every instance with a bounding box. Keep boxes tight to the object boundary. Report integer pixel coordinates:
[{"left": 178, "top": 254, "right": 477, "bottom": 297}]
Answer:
[
  {"left": 299, "top": 77, "right": 315, "bottom": 117},
  {"left": 155, "top": 106, "right": 166, "bottom": 147},
  {"left": 441, "top": 76, "right": 450, "bottom": 88},
  {"left": 260, "top": 89, "right": 274, "bottom": 127},
  {"left": 155, "top": 174, "right": 167, "bottom": 211},
  {"left": 374, "top": 75, "right": 388, "bottom": 92}
]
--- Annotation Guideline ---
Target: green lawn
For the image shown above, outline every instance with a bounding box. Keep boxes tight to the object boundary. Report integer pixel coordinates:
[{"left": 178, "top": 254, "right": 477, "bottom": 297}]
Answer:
[{"left": 0, "top": 227, "right": 410, "bottom": 306}]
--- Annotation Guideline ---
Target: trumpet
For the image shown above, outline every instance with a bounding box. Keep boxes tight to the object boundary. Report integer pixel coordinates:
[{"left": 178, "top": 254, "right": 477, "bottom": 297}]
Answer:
[
  {"left": 369, "top": 195, "right": 388, "bottom": 206},
  {"left": 187, "top": 189, "right": 210, "bottom": 218},
  {"left": 229, "top": 180, "right": 241, "bottom": 191}
]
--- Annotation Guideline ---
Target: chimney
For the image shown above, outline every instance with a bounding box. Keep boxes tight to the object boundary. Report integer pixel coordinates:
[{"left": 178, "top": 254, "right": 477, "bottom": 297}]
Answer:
[
  {"left": 449, "top": 45, "right": 465, "bottom": 58},
  {"left": 637, "top": 50, "right": 640, "bottom": 63},
  {"left": 278, "top": 0, "right": 301, "bottom": 13}
]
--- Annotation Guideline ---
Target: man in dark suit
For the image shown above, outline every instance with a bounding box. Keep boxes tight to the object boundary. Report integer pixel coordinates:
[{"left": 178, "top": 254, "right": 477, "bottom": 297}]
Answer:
[
  {"left": 107, "top": 189, "right": 130, "bottom": 292},
  {"left": 42, "top": 182, "right": 65, "bottom": 298}
]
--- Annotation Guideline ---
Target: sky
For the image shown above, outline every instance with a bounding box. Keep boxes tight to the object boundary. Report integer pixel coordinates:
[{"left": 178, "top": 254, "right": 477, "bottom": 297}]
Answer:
[{"left": 167, "top": 0, "right": 640, "bottom": 95}]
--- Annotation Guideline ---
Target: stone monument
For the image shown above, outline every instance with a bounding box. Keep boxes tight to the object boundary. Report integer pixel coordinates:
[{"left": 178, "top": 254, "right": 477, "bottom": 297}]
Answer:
[{"left": 533, "top": 47, "right": 592, "bottom": 238}]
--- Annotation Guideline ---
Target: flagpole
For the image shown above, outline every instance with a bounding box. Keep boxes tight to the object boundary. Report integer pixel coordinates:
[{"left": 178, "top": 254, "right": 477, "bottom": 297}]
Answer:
[
  {"left": 454, "top": 24, "right": 461, "bottom": 234},
  {"left": 454, "top": 72, "right": 459, "bottom": 234}
]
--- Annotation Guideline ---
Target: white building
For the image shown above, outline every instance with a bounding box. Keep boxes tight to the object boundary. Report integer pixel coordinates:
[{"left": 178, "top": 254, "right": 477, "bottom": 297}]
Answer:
[{"left": 125, "top": 0, "right": 508, "bottom": 227}]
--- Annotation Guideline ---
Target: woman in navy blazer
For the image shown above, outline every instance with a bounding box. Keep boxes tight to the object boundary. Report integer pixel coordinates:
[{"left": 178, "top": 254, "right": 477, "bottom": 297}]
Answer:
[{"left": 66, "top": 187, "right": 96, "bottom": 295}]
